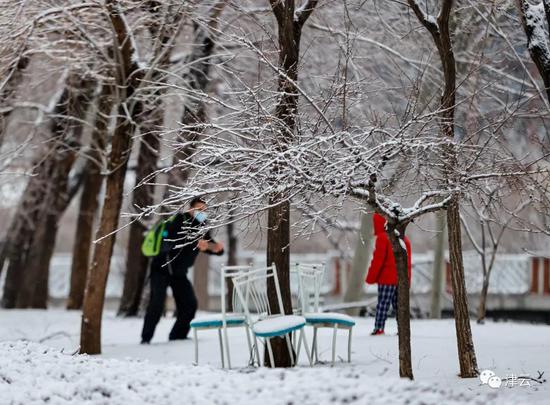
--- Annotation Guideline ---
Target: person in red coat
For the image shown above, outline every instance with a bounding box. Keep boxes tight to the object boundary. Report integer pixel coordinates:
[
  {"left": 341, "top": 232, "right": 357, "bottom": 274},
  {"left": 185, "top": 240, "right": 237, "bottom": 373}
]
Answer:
[{"left": 365, "top": 213, "right": 412, "bottom": 335}]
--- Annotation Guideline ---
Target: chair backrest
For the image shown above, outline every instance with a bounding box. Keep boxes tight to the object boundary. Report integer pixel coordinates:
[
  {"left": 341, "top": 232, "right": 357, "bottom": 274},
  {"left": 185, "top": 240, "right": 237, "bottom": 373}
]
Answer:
[
  {"left": 292, "top": 263, "right": 325, "bottom": 314},
  {"left": 231, "top": 264, "right": 284, "bottom": 322},
  {"left": 220, "top": 265, "right": 252, "bottom": 317}
]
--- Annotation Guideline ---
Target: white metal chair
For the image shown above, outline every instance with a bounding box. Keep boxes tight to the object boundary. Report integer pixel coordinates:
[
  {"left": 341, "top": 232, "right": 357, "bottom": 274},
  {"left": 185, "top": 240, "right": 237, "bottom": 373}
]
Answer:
[
  {"left": 293, "top": 263, "right": 355, "bottom": 365},
  {"left": 231, "top": 264, "right": 313, "bottom": 367},
  {"left": 190, "top": 265, "right": 252, "bottom": 368}
]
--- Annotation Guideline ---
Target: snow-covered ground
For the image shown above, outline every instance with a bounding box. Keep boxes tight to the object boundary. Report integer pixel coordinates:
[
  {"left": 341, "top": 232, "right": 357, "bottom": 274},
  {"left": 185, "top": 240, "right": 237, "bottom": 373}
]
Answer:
[{"left": 0, "top": 309, "right": 548, "bottom": 404}]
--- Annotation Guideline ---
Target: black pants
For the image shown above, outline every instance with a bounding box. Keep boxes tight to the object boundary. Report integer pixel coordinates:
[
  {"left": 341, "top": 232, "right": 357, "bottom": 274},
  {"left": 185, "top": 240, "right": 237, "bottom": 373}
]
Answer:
[{"left": 141, "top": 263, "right": 197, "bottom": 342}]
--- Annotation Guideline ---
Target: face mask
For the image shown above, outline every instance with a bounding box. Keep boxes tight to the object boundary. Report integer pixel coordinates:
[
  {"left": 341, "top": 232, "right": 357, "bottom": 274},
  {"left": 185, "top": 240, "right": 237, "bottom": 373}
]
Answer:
[{"left": 194, "top": 211, "right": 207, "bottom": 223}]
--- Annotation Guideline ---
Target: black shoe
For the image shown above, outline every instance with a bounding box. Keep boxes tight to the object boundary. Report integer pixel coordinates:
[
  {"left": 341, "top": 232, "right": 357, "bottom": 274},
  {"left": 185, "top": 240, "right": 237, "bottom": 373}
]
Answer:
[{"left": 140, "top": 339, "right": 150, "bottom": 344}]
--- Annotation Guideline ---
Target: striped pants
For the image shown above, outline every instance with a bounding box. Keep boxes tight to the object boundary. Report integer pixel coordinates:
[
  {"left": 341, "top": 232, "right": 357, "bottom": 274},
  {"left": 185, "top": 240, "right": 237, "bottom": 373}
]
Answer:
[{"left": 374, "top": 284, "right": 397, "bottom": 330}]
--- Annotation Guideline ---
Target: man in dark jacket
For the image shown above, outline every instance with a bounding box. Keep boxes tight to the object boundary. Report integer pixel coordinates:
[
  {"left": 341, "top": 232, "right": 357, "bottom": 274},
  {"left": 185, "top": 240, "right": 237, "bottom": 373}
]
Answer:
[
  {"left": 141, "top": 197, "right": 224, "bottom": 343},
  {"left": 365, "top": 213, "right": 412, "bottom": 336}
]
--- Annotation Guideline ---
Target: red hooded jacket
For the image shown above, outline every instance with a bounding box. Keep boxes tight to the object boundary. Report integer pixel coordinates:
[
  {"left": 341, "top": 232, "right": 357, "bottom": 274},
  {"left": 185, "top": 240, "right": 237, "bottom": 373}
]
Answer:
[{"left": 365, "top": 213, "right": 412, "bottom": 286}]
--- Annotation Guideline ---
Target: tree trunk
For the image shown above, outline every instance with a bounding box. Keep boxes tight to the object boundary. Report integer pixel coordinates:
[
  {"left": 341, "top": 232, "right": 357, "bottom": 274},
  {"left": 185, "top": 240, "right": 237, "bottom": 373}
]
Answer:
[
  {"left": 1, "top": 84, "right": 65, "bottom": 308},
  {"left": 386, "top": 222, "right": 413, "bottom": 380},
  {"left": 23, "top": 208, "right": 57, "bottom": 309},
  {"left": 16, "top": 184, "right": 56, "bottom": 308},
  {"left": 407, "top": 0, "right": 478, "bottom": 378},
  {"left": 430, "top": 211, "right": 447, "bottom": 319},
  {"left": 266, "top": 199, "right": 293, "bottom": 367},
  {"left": 447, "top": 199, "right": 478, "bottom": 377},
  {"left": 67, "top": 84, "right": 112, "bottom": 310},
  {"left": 80, "top": 0, "right": 140, "bottom": 355},
  {"left": 264, "top": 0, "right": 318, "bottom": 368},
  {"left": 1, "top": 212, "right": 34, "bottom": 308},
  {"left": 343, "top": 212, "right": 373, "bottom": 316},
  {"left": 477, "top": 243, "right": 498, "bottom": 324},
  {"left": 1, "top": 75, "right": 91, "bottom": 308},
  {"left": 15, "top": 76, "right": 94, "bottom": 309},
  {"left": 477, "top": 278, "right": 489, "bottom": 324},
  {"left": 1, "top": 175, "right": 45, "bottom": 308},
  {"left": 80, "top": 97, "right": 136, "bottom": 354}
]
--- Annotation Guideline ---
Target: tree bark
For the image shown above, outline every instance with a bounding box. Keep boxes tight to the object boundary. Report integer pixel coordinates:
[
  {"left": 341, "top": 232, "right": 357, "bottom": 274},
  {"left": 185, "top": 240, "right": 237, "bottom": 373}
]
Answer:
[
  {"left": 477, "top": 279, "right": 489, "bottom": 323},
  {"left": 343, "top": 212, "right": 373, "bottom": 316},
  {"left": 80, "top": 1, "right": 140, "bottom": 355},
  {"left": 266, "top": 200, "right": 293, "bottom": 367},
  {"left": 67, "top": 84, "right": 112, "bottom": 310},
  {"left": 386, "top": 221, "right": 413, "bottom": 380},
  {"left": 477, "top": 240, "right": 497, "bottom": 324},
  {"left": 1, "top": 74, "right": 92, "bottom": 308},
  {"left": 1, "top": 205, "right": 37, "bottom": 308},
  {"left": 447, "top": 199, "right": 478, "bottom": 377},
  {"left": 265, "top": 0, "right": 318, "bottom": 368},
  {"left": 407, "top": 0, "right": 478, "bottom": 378},
  {"left": 15, "top": 75, "right": 95, "bottom": 309},
  {"left": 430, "top": 211, "right": 447, "bottom": 319},
  {"left": 1, "top": 80, "right": 66, "bottom": 307}
]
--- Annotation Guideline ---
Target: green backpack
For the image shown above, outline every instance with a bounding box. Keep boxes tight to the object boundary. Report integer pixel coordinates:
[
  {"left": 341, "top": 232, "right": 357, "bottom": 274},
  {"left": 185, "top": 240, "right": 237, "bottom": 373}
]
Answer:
[{"left": 141, "top": 216, "right": 176, "bottom": 257}]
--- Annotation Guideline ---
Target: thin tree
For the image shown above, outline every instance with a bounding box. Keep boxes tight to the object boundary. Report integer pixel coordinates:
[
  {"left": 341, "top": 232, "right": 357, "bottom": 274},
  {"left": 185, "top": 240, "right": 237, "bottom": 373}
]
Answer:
[
  {"left": 1, "top": 73, "right": 93, "bottom": 308},
  {"left": 266, "top": 0, "right": 319, "bottom": 368},
  {"left": 16, "top": 74, "right": 95, "bottom": 308},
  {"left": 67, "top": 83, "right": 112, "bottom": 310},
  {"left": 80, "top": 0, "right": 143, "bottom": 354},
  {"left": 407, "top": 0, "right": 478, "bottom": 377},
  {"left": 429, "top": 212, "right": 447, "bottom": 319},
  {"left": 461, "top": 192, "right": 529, "bottom": 324}
]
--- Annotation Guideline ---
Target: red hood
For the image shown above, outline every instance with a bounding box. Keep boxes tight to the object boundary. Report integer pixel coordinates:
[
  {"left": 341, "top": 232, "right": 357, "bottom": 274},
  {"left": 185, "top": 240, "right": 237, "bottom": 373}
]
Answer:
[{"left": 373, "top": 213, "right": 386, "bottom": 235}]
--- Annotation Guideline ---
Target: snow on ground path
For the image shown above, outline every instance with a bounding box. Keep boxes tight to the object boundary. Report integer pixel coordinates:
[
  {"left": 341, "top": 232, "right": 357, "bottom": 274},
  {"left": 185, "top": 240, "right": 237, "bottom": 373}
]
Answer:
[
  {"left": 1, "top": 340, "right": 501, "bottom": 405},
  {"left": 0, "top": 309, "right": 549, "bottom": 404}
]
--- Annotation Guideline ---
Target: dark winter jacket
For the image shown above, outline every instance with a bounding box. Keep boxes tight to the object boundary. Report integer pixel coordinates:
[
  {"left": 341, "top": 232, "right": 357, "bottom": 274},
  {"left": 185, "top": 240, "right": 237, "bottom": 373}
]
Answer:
[
  {"left": 365, "top": 213, "right": 412, "bottom": 286},
  {"left": 153, "top": 212, "right": 223, "bottom": 277}
]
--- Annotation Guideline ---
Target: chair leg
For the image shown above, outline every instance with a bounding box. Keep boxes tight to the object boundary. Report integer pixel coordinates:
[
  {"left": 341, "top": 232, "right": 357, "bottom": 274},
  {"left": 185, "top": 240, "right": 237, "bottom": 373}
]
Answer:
[
  {"left": 193, "top": 328, "right": 198, "bottom": 365},
  {"left": 295, "top": 330, "right": 302, "bottom": 361},
  {"left": 223, "top": 325, "right": 232, "bottom": 369},
  {"left": 300, "top": 328, "right": 313, "bottom": 366},
  {"left": 253, "top": 334, "right": 261, "bottom": 367},
  {"left": 245, "top": 325, "right": 252, "bottom": 359},
  {"left": 218, "top": 328, "right": 225, "bottom": 368},
  {"left": 312, "top": 326, "right": 318, "bottom": 364},
  {"left": 284, "top": 334, "right": 295, "bottom": 366},
  {"left": 266, "top": 338, "right": 275, "bottom": 368},
  {"left": 331, "top": 325, "right": 338, "bottom": 366},
  {"left": 347, "top": 327, "right": 352, "bottom": 363}
]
